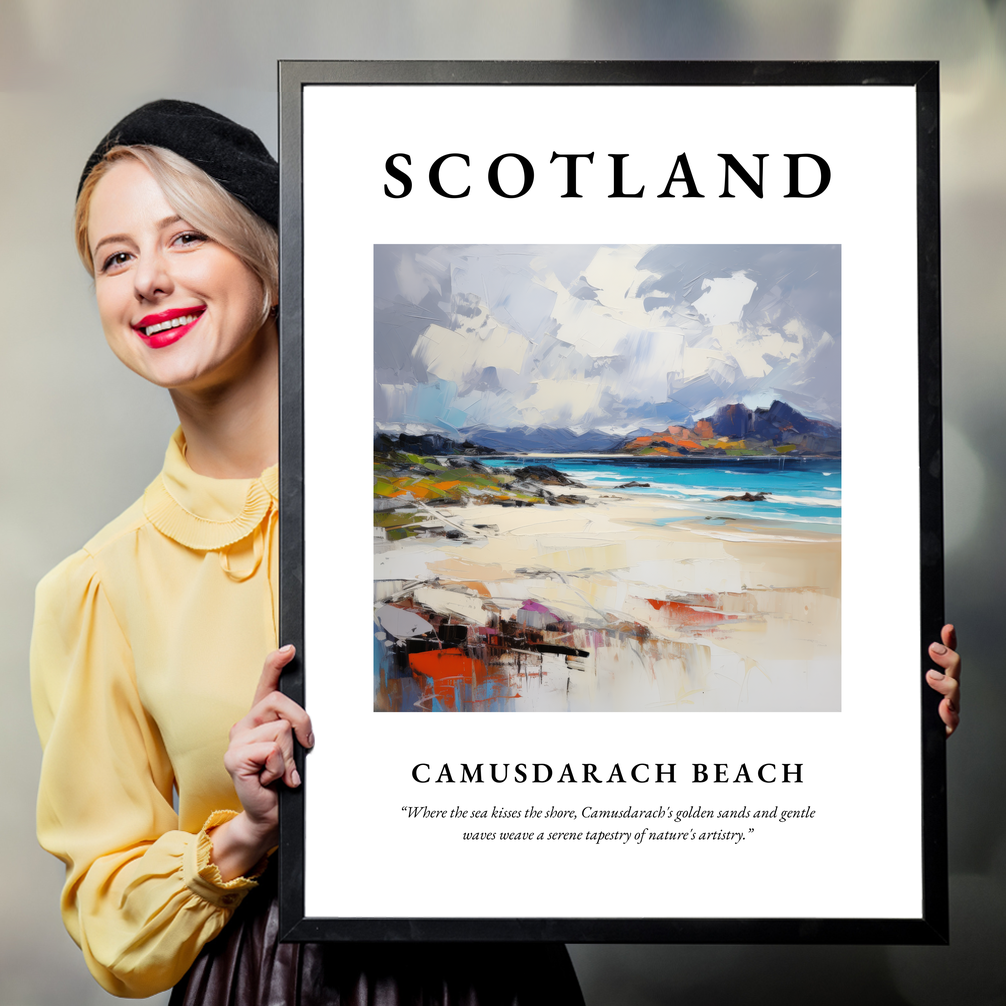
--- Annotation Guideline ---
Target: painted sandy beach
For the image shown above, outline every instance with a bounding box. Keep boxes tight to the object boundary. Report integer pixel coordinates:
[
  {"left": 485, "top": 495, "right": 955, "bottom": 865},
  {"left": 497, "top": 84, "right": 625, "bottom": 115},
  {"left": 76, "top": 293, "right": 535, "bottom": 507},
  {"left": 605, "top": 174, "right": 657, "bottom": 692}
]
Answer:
[{"left": 374, "top": 469, "right": 840, "bottom": 712}]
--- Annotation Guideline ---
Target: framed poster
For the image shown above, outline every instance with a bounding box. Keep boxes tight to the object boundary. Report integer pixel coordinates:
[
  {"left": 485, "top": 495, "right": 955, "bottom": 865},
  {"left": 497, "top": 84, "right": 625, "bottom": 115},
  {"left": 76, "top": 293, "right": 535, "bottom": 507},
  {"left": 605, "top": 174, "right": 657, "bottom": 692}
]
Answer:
[{"left": 277, "top": 61, "right": 946, "bottom": 943}]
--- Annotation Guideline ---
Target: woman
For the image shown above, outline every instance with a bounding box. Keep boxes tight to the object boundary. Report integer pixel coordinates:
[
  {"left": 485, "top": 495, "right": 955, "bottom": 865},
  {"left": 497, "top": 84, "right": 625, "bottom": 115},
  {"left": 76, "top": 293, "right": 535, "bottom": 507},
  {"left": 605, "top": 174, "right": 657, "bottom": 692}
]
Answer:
[
  {"left": 33, "top": 99, "right": 963, "bottom": 1003},
  {"left": 31, "top": 100, "right": 586, "bottom": 1003}
]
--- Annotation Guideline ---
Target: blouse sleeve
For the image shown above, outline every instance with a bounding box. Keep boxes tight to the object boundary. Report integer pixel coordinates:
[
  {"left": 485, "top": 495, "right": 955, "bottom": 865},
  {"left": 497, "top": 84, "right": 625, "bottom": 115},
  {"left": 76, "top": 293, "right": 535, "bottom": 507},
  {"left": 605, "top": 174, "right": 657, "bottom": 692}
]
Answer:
[{"left": 31, "top": 549, "right": 262, "bottom": 998}]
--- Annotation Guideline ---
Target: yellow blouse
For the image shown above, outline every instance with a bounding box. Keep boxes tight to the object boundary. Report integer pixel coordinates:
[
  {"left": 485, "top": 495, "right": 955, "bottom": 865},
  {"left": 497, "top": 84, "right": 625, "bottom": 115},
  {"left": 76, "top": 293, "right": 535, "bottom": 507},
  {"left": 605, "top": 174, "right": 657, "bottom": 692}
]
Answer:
[{"left": 31, "top": 429, "right": 279, "bottom": 998}]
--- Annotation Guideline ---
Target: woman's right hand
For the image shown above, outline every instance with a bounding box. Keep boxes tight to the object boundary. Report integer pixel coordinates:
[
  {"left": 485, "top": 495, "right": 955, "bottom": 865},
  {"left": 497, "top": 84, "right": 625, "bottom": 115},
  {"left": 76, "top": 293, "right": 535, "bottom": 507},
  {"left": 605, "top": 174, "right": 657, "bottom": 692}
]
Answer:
[{"left": 209, "top": 645, "right": 314, "bottom": 881}]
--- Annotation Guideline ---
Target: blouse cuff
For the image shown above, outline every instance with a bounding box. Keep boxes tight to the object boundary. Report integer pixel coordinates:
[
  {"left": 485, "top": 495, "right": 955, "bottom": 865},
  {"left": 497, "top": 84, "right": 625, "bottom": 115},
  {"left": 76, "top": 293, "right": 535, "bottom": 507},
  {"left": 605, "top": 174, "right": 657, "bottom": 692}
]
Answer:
[{"left": 183, "top": 810, "right": 269, "bottom": 909}]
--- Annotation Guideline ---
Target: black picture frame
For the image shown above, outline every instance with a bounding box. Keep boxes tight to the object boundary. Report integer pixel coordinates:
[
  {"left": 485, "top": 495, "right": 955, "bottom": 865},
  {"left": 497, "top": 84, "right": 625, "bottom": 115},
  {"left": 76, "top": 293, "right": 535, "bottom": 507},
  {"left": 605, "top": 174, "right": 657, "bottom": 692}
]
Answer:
[{"left": 277, "top": 60, "right": 945, "bottom": 944}]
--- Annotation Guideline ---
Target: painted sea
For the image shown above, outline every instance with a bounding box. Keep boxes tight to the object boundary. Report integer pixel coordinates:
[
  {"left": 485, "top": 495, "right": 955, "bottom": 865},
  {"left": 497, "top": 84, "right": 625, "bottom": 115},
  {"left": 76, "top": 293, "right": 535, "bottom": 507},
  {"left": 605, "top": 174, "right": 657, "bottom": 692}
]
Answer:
[{"left": 481, "top": 457, "right": 841, "bottom": 533}]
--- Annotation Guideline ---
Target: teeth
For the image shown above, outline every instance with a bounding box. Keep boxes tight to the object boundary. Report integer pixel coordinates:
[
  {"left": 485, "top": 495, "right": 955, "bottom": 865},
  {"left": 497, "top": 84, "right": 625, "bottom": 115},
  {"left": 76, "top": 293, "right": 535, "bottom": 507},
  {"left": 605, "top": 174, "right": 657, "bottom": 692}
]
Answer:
[{"left": 142, "top": 313, "right": 199, "bottom": 337}]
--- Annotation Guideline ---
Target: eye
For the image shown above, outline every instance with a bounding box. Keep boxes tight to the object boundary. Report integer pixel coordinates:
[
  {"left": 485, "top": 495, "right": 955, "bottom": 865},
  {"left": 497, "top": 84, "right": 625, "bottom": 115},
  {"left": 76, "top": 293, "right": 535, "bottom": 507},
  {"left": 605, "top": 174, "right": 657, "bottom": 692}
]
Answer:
[
  {"left": 100, "top": 251, "right": 132, "bottom": 274},
  {"left": 172, "top": 230, "right": 208, "bottom": 249}
]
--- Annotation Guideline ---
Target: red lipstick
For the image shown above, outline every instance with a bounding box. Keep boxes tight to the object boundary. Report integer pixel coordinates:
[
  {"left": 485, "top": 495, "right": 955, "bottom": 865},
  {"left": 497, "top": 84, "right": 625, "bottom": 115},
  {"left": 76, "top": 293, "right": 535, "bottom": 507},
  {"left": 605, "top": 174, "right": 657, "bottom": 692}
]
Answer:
[{"left": 132, "top": 306, "right": 205, "bottom": 349}]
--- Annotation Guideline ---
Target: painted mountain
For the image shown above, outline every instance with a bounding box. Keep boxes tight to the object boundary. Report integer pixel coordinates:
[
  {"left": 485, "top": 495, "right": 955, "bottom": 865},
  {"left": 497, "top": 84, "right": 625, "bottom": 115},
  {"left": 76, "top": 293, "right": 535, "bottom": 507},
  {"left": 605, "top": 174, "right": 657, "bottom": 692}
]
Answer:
[
  {"left": 616, "top": 400, "right": 841, "bottom": 457},
  {"left": 375, "top": 399, "right": 840, "bottom": 460}
]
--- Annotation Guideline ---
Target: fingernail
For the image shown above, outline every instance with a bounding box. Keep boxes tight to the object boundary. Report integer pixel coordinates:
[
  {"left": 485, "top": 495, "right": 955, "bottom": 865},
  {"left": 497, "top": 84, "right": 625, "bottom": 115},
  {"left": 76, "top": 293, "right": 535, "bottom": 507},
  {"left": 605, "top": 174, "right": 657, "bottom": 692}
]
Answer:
[
  {"left": 306, "top": 732, "right": 315, "bottom": 748},
  {"left": 928, "top": 669, "right": 944, "bottom": 680},
  {"left": 931, "top": 643, "right": 947, "bottom": 655},
  {"left": 280, "top": 644, "right": 295, "bottom": 654},
  {"left": 292, "top": 768, "right": 301, "bottom": 787}
]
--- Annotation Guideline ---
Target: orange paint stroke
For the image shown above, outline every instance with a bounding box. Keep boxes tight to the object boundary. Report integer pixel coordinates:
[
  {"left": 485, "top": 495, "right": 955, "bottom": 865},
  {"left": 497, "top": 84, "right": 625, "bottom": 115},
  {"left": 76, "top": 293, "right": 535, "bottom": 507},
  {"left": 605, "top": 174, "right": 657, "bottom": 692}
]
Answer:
[
  {"left": 409, "top": 647, "right": 502, "bottom": 709},
  {"left": 647, "top": 598, "right": 736, "bottom": 626},
  {"left": 409, "top": 647, "right": 484, "bottom": 679}
]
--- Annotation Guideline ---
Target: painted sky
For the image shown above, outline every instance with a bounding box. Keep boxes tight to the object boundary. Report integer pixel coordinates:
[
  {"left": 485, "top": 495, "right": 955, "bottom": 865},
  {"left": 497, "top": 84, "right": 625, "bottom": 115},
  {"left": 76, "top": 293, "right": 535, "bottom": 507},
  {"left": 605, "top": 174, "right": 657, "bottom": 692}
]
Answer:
[{"left": 374, "top": 244, "right": 840, "bottom": 437}]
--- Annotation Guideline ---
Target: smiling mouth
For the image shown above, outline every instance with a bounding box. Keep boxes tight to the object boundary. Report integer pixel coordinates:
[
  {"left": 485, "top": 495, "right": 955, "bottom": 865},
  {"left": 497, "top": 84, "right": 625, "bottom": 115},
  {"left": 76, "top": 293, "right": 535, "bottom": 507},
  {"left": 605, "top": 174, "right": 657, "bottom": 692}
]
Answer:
[
  {"left": 142, "top": 313, "right": 199, "bottom": 337},
  {"left": 134, "top": 307, "right": 206, "bottom": 338}
]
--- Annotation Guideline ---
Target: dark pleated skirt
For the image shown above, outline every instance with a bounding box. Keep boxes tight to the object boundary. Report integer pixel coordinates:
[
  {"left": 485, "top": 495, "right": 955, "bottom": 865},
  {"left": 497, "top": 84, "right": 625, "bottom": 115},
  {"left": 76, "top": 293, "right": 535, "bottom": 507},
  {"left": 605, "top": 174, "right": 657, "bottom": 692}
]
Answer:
[{"left": 169, "top": 869, "right": 584, "bottom": 1006}]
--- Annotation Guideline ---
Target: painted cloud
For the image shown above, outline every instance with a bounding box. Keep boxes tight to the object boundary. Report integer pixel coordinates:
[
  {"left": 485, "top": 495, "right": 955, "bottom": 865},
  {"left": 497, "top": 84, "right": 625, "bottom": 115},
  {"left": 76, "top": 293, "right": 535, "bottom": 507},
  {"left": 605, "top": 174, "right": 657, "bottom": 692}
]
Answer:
[{"left": 374, "top": 244, "right": 840, "bottom": 437}]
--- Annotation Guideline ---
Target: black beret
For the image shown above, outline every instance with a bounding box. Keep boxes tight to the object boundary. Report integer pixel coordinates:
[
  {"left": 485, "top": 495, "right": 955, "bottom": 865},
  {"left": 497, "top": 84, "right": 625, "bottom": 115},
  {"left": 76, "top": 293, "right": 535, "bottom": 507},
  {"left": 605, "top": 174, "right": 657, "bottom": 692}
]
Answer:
[{"left": 78, "top": 99, "right": 278, "bottom": 228}]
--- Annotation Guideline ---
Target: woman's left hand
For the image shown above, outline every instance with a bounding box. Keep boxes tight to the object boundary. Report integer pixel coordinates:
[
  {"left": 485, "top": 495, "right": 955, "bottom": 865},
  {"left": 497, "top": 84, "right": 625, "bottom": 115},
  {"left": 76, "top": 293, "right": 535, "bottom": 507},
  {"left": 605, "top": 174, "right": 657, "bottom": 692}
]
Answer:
[{"left": 926, "top": 624, "right": 961, "bottom": 737}]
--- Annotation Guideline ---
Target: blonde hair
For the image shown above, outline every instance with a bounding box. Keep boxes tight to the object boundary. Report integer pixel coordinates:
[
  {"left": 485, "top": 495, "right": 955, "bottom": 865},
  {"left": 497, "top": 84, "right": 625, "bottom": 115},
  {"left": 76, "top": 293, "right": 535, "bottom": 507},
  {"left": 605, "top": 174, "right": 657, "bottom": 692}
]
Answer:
[{"left": 75, "top": 145, "right": 278, "bottom": 323}]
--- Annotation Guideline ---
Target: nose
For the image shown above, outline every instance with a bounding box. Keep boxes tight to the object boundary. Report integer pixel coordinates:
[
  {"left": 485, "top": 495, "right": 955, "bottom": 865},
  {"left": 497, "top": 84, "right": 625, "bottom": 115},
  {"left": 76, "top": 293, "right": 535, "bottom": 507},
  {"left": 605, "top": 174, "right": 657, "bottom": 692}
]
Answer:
[{"left": 133, "top": 247, "right": 173, "bottom": 303}]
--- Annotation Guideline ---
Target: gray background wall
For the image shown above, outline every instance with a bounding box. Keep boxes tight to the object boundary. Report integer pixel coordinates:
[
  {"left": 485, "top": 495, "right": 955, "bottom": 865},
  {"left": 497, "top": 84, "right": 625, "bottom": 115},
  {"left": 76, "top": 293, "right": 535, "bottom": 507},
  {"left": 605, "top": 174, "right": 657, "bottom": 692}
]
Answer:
[{"left": 1, "top": 2, "right": 1003, "bottom": 1003}]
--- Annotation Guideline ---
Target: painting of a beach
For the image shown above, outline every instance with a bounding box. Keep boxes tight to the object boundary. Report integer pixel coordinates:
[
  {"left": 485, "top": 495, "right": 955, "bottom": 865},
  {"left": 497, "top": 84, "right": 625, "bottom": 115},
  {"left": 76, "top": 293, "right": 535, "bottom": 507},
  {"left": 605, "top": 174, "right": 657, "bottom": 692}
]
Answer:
[{"left": 374, "top": 244, "right": 841, "bottom": 712}]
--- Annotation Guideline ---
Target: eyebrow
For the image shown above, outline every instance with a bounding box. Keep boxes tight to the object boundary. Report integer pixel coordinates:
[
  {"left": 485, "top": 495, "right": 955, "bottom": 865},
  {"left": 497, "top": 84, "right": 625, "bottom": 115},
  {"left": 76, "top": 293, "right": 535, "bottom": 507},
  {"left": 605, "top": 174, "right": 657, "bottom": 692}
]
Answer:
[{"left": 91, "top": 215, "right": 185, "bottom": 258}]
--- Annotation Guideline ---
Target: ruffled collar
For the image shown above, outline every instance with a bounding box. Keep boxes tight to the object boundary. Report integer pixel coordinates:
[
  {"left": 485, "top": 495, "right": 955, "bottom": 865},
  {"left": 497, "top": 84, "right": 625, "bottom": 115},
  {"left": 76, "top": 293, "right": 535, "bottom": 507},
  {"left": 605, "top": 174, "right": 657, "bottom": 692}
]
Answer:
[{"left": 143, "top": 428, "right": 278, "bottom": 551}]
